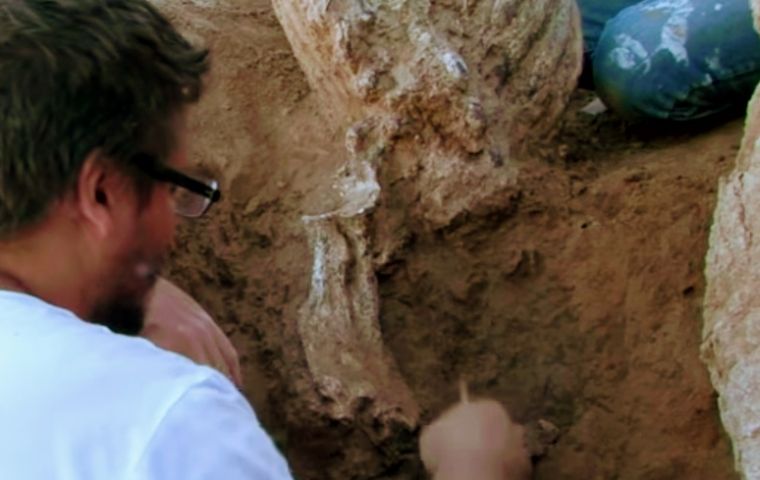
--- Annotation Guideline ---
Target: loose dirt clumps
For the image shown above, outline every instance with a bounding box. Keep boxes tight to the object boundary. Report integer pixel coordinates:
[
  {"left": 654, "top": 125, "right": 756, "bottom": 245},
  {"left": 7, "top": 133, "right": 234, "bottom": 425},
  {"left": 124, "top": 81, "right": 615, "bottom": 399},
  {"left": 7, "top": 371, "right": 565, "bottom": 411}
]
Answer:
[{"left": 159, "top": 0, "right": 742, "bottom": 478}]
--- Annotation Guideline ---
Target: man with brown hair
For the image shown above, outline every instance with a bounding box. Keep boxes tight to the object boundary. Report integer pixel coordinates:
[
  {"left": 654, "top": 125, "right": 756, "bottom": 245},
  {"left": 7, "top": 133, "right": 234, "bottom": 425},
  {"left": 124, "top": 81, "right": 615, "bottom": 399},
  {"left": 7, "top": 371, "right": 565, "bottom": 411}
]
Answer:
[{"left": 0, "top": 1, "right": 290, "bottom": 477}]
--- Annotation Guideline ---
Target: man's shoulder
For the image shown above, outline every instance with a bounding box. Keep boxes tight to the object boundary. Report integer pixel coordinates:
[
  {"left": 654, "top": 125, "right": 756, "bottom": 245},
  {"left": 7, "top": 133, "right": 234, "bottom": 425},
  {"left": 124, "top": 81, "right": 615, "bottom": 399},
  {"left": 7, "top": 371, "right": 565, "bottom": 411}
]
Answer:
[
  {"left": 70, "top": 315, "right": 294, "bottom": 479},
  {"left": 0, "top": 292, "right": 294, "bottom": 480},
  {"left": 0, "top": 289, "right": 215, "bottom": 386},
  {"left": 131, "top": 369, "right": 293, "bottom": 479},
  {"left": 49, "top": 305, "right": 232, "bottom": 419},
  {"left": 0, "top": 290, "right": 232, "bottom": 420}
]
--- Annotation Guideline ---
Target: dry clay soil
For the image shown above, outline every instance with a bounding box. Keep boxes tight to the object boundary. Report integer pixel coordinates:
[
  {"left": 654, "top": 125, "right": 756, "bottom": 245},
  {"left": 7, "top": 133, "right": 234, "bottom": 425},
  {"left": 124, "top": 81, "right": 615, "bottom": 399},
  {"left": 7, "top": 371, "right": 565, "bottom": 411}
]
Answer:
[{"left": 165, "top": 1, "right": 744, "bottom": 479}]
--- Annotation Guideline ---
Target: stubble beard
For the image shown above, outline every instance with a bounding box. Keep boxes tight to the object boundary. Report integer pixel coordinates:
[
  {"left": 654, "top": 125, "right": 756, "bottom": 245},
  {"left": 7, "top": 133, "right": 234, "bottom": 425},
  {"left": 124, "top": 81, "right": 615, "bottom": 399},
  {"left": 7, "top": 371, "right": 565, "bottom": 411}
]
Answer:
[
  {"left": 90, "top": 298, "right": 146, "bottom": 336},
  {"left": 89, "top": 256, "right": 162, "bottom": 336}
]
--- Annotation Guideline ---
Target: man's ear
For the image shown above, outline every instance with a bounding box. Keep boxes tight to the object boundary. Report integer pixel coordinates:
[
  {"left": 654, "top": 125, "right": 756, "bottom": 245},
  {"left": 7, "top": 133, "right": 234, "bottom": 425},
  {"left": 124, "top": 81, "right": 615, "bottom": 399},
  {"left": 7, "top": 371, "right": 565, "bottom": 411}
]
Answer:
[{"left": 74, "top": 150, "right": 120, "bottom": 239}]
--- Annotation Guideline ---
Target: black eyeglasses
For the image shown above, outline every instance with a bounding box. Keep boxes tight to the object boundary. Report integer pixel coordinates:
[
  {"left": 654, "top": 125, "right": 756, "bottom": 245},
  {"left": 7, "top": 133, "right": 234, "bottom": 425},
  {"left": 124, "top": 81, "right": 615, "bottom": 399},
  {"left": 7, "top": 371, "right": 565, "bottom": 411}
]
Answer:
[{"left": 133, "top": 153, "right": 221, "bottom": 218}]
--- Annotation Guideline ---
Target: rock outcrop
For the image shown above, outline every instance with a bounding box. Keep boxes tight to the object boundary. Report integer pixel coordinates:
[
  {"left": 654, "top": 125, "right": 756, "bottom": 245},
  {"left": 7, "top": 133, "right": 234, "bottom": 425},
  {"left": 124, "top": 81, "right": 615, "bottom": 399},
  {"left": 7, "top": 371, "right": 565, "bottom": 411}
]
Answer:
[
  {"left": 273, "top": 0, "right": 582, "bottom": 228},
  {"left": 270, "top": 0, "right": 583, "bottom": 460},
  {"left": 702, "top": 1, "right": 760, "bottom": 478}
]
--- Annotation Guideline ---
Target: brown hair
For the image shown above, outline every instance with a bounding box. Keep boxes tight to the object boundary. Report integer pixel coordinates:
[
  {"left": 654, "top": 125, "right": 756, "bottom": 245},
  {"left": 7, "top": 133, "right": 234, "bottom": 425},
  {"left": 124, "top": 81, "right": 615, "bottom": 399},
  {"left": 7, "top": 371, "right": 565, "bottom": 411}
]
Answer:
[{"left": 0, "top": 0, "right": 209, "bottom": 236}]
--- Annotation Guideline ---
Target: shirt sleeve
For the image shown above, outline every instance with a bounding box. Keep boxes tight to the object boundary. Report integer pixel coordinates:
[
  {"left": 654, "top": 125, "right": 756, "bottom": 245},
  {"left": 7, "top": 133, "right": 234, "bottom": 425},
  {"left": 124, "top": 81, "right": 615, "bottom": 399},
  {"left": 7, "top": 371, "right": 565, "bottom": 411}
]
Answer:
[{"left": 130, "top": 373, "right": 293, "bottom": 480}]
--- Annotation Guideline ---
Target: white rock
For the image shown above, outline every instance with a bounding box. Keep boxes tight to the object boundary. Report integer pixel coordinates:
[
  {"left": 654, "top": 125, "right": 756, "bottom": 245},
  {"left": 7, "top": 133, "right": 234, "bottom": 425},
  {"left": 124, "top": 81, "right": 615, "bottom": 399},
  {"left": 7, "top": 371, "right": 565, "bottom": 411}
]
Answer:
[{"left": 702, "top": 2, "right": 760, "bottom": 478}]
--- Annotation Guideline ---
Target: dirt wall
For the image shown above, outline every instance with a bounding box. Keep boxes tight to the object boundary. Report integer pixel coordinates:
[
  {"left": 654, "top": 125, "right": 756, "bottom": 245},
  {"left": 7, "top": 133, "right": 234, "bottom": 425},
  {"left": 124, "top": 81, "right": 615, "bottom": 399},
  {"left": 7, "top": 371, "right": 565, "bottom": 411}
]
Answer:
[{"left": 159, "top": 0, "right": 740, "bottom": 478}]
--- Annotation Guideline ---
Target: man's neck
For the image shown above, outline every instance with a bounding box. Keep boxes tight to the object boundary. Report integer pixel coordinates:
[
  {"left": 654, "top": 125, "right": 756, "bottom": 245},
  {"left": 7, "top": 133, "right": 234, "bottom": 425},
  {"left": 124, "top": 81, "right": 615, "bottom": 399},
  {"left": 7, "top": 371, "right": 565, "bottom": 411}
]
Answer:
[
  {"left": 0, "top": 269, "right": 30, "bottom": 294},
  {"left": 0, "top": 222, "right": 92, "bottom": 319}
]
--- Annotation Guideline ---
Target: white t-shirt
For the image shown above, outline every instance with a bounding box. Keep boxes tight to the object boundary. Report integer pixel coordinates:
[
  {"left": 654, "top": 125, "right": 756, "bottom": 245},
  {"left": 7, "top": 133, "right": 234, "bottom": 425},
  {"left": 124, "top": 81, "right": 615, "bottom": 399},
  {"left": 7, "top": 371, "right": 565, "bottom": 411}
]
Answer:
[{"left": 0, "top": 291, "right": 293, "bottom": 480}]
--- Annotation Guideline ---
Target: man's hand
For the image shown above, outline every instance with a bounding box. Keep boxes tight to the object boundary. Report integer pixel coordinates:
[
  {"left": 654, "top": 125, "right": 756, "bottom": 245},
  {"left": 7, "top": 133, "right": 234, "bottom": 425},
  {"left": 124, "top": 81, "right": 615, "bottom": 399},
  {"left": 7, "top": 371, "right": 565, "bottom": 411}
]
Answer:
[
  {"left": 140, "top": 277, "right": 243, "bottom": 388},
  {"left": 419, "top": 397, "right": 532, "bottom": 480}
]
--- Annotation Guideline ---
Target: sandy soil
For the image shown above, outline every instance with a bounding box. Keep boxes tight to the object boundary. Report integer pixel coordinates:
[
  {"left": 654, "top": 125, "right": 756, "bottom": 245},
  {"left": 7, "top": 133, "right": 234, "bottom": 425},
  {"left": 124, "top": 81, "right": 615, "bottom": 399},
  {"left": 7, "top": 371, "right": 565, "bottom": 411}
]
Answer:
[
  {"left": 377, "top": 109, "right": 742, "bottom": 479},
  {"left": 164, "top": 1, "right": 743, "bottom": 478}
]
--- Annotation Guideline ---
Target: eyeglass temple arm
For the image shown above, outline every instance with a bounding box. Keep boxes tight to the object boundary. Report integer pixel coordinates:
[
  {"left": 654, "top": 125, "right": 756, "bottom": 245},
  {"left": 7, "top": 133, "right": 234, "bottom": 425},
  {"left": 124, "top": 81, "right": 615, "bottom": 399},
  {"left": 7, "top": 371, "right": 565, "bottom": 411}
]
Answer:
[{"left": 134, "top": 154, "right": 221, "bottom": 202}]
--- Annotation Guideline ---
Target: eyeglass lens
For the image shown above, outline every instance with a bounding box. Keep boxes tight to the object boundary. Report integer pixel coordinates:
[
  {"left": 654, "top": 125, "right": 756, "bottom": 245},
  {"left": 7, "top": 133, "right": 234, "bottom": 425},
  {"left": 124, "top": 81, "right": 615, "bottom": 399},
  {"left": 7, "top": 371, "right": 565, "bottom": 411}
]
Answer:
[{"left": 172, "top": 179, "right": 218, "bottom": 218}]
